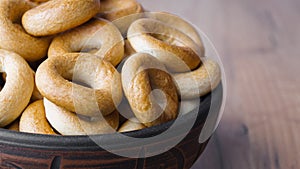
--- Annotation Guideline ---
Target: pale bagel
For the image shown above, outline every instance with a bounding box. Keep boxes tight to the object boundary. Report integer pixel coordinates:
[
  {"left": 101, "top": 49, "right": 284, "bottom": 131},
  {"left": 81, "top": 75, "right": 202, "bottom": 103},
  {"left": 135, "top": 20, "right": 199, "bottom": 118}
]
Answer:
[
  {"left": 0, "top": 0, "right": 51, "bottom": 61},
  {"left": 3, "top": 70, "right": 43, "bottom": 102},
  {"left": 118, "top": 118, "right": 146, "bottom": 133},
  {"left": 179, "top": 99, "right": 200, "bottom": 116},
  {"left": 146, "top": 12, "right": 204, "bottom": 49},
  {"left": 122, "top": 53, "right": 178, "bottom": 127},
  {"left": 48, "top": 19, "right": 124, "bottom": 66},
  {"left": 128, "top": 18, "right": 202, "bottom": 72},
  {"left": 22, "top": 0, "right": 100, "bottom": 36},
  {"left": 36, "top": 53, "right": 123, "bottom": 117},
  {"left": 173, "top": 59, "right": 221, "bottom": 99},
  {"left": 44, "top": 98, "right": 119, "bottom": 135},
  {"left": 19, "top": 100, "right": 56, "bottom": 135},
  {"left": 0, "top": 49, "right": 34, "bottom": 127},
  {"left": 98, "top": 0, "right": 143, "bottom": 21}
]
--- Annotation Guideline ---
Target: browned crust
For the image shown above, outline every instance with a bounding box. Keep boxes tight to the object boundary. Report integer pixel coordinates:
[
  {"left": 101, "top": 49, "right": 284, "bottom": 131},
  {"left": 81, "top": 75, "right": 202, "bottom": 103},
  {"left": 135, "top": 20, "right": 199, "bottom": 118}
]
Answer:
[
  {"left": 36, "top": 53, "right": 123, "bottom": 117},
  {"left": 48, "top": 19, "right": 124, "bottom": 66},
  {"left": 19, "top": 100, "right": 56, "bottom": 135},
  {"left": 22, "top": 0, "right": 101, "bottom": 36},
  {"left": 122, "top": 53, "right": 179, "bottom": 127},
  {"left": 98, "top": 0, "right": 144, "bottom": 21},
  {"left": 0, "top": 0, "right": 51, "bottom": 61}
]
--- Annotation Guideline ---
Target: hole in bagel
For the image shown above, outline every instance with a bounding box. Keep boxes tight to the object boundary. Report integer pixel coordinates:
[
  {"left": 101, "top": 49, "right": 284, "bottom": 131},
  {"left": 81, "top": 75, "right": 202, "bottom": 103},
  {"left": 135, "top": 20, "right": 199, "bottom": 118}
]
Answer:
[
  {"left": 62, "top": 74, "right": 93, "bottom": 89},
  {"left": 79, "top": 47, "right": 100, "bottom": 54},
  {"left": 68, "top": 79, "right": 93, "bottom": 89},
  {"left": 0, "top": 73, "right": 6, "bottom": 89},
  {"left": 149, "top": 33, "right": 185, "bottom": 47}
]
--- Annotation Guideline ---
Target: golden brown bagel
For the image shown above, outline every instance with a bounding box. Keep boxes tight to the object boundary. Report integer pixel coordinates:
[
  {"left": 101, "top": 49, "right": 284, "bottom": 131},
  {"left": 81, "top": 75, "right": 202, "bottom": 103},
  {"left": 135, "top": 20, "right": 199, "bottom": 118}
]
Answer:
[
  {"left": 118, "top": 118, "right": 146, "bottom": 132},
  {"left": 146, "top": 12, "right": 204, "bottom": 49},
  {"left": 7, "top": 119, "right": 20, "bottom": 131},
  {"left": 98, "top": 0, "right": 143, "bottom": 21},
  {"left": 22, "top": 0, "right": 100, "bottom": 36},
  {"left": 36, "top": 53, "right": 123, "bottom": 117},
  {"left": 48, "top": 19, "right": 124, "bottom": 66},
  {"left": 0, "top": 49, "right": 34, "bottom": 127},
  {"left": 128, "top": 18, "right": 202, "bottom": 72},
  {"left": 44, "top": 98, "right": 119, "bottom": 135},
  {"left": 0, "top": 0, "right": 51, "bottom": 61},
  {"left": 122, "top": 53, "right": 178, "bottom": 127},
  {"left": 173, "top": 59, "right": 221, "bottom": 99},
  {"left": 19, "top": 100, "right": 56, "bottom": 135}
]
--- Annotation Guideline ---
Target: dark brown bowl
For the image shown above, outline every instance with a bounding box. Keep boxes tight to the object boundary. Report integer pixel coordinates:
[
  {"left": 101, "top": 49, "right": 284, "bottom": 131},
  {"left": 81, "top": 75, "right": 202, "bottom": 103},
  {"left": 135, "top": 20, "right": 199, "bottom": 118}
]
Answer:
[{"left": 0, "top": 84, "right": 222, "bottom": 169}]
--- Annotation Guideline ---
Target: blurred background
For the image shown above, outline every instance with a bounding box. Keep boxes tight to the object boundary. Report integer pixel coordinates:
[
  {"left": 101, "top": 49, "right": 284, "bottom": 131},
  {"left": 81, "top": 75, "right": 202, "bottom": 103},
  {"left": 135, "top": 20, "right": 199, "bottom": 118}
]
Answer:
[{"left": 138, "top": 0, "right": 300, "bottom": 168}]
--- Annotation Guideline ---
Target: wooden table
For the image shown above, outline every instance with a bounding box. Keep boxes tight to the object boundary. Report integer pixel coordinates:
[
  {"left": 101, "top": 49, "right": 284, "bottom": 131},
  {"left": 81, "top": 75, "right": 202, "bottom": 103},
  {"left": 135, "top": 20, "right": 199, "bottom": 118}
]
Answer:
[{"left": 139, "top": 0, "right": 300, "bottom": 168}]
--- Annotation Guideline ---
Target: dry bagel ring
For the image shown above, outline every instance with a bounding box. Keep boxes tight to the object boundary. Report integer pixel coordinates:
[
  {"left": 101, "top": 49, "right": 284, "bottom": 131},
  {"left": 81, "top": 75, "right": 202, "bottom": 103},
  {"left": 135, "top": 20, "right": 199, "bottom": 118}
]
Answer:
[
  {"left": 36, "top": 53, "right": 123, "bottom": 117},
  {"left": 128, "top": 18, "right": 202, "bottom": 72},
  {"left": 98, "top": 0, "right": 143, "bottom": 21},
  {"left": 0, "top": 0, "right": 51, "bottom": 61},
  {"left": 0, "top": 49, "right": 34, "bottom": 127},
  {"left": 118, "top": 118, "right": 146, "bottom": 133},
  {"left": 44, "top": 98, "right": 119, "bottom": 135},
  {"left": 22, "top": 0, "right": 100, "bottom": 36},
  {"left": 122, "top": 53, "right": 178, "bottom": 127},
  {"left": 146, "top": 12, "right": 204, "bottom": 50},
  {"left": 173, "top": 59, "right": 221, "bottom": 99},
  {"left": 3, "top": 70, "right": 43, "bottom": 102},
  {"left": 48, "top": 19, "right": 124, "bottom": 66},
  {"left": 19, "top": 100, "right": 56, "bottom": 135}
]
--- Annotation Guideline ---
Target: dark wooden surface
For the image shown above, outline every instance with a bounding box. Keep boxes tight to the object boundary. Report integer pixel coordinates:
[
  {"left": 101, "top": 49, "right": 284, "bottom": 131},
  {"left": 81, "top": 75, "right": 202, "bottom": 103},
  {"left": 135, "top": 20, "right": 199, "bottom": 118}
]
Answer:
[{"left": 139, "top": 0, "right": 300, "bottom": 168}]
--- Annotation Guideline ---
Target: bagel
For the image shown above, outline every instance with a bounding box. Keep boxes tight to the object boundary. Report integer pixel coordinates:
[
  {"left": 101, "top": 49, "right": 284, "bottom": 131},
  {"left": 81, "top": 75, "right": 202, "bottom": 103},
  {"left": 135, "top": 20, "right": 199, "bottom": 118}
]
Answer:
[
  {"left": 48, "top": 19, "right": 124, "bottom": 66},
  {"left": 110, "top": 12, "right": 145, "bottom": 37},
  {"left": 146, "top": 12, "right": 204, "bottom": 49},
  {"left": 122, "top": 53, "right": 178, "bottom": 127},
  {"left": 0, "top": 0, "right": 51, "bottom": 61},
  {"left": 36, "top": 53, "right": 123, "bottom": 117},
  {"left": 2, "top": 71, "right": 42, "bottom": 102},
  {"left": 179, "top": 99, "right": 200, "bottom": 116},
  {"left": 44, "top": 98, "right": 119, "bottom": 135},
  {"left": 98, "top": 0, "right": 143, "bottom": 21},
  {"left": 173, "top": 58, "right": 221, "bottom": 99},
  {"left": 19, "top": 100, "right": 56, "bottom": 135},
  {"left": 0, "top": 49, "right": 34, "bottom": 127},
  {"left": 118, "top": 118, "right": 146, "bottom": 133},
  {"left": 22, "top": 0, "right": 100, "bottom": 36},
  {"left": 7, "top": 119, "right": 19, "bottom": 131},
  {"left": 128, "top": 18, "right": 202, "bottom": 72}
]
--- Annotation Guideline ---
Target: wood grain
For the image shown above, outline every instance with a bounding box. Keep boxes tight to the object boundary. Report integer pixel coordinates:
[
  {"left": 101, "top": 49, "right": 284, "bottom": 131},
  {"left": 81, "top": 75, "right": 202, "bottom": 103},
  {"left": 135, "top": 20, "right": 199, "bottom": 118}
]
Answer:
[{"left": 138, "top": 0, "right": 300, "bottom": 168}]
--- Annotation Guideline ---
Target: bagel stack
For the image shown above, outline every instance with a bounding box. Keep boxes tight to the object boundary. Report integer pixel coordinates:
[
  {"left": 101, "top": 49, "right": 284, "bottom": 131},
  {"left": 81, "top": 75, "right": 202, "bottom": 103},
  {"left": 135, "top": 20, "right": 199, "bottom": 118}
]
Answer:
[{"left": 0, "top": 0, "right": 221, "bottom": 135}]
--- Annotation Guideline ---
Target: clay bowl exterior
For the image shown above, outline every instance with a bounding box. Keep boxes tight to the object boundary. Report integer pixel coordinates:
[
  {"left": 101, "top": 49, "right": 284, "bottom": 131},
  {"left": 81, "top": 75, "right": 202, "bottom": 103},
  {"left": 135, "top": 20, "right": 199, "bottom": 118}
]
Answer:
[{"left": 0, "top": 85, "right": 223, "bottom": 169}]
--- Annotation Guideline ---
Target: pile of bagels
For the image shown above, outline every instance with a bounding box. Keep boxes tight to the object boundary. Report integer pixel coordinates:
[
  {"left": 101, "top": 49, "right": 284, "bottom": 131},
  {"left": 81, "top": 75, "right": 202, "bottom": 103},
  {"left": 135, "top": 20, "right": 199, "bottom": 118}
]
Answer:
[{"left": 0, "top": 0, "right": 221, "bottom": 135}]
